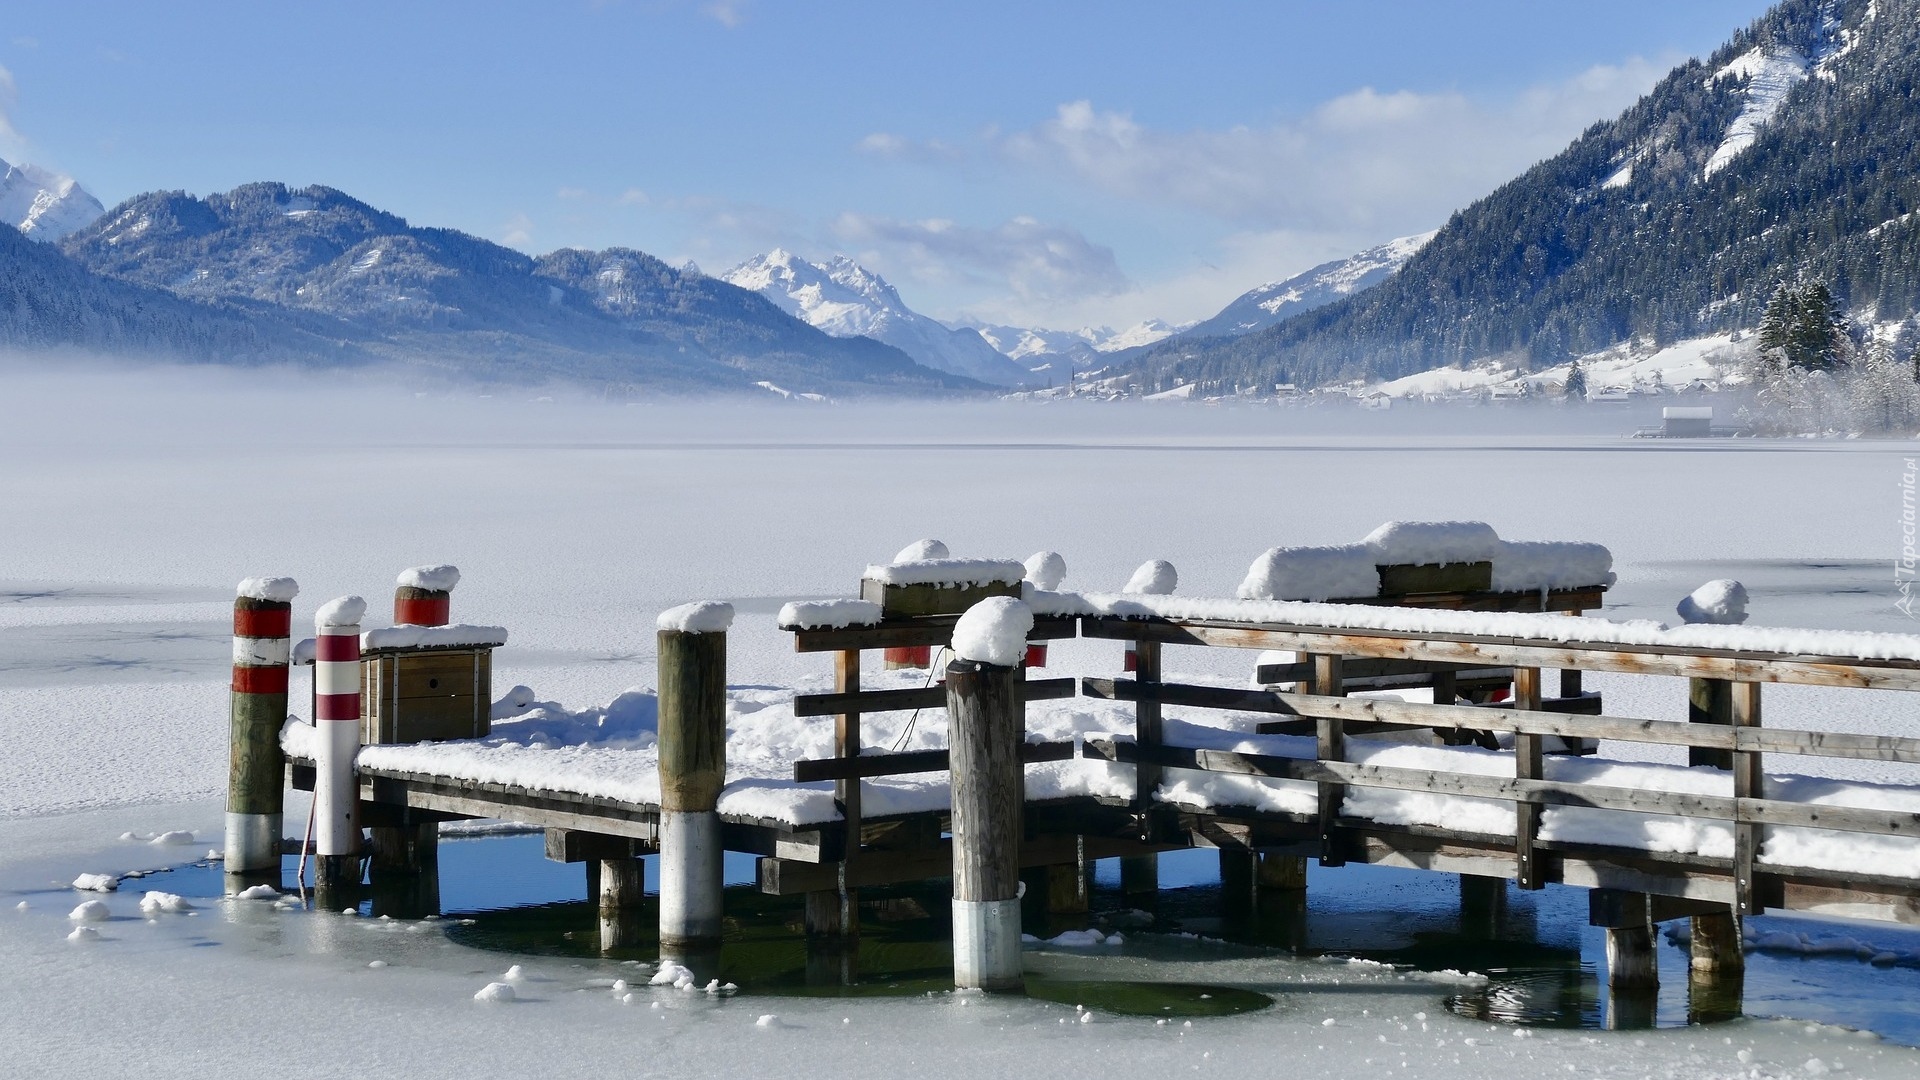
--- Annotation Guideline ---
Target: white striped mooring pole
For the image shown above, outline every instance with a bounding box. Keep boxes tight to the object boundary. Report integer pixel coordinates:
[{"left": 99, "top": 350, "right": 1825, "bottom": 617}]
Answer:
[
  {"left": 656, "top": 601, "right": 733, "bottom": 950},
  {"left": 313, "top": 596, "right": 367, "bottom": 888},
  {"left": 226, "top": 577, "right": 298, "bottom": 875}
]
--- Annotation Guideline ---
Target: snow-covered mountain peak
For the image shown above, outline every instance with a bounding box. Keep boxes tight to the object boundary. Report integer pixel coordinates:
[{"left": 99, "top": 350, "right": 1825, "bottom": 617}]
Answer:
[
  {"left": 1703, "top": 2, "right": 1854, "bottom": 178},
  {"left": 0, "top": 158, "right": 105, "bottom": 241},
  {"left": 1179, "top": 231, "right": 1436, "bottom": 340},
  {"left": 723, "top": 250, "right": 1033, "bottom": 386}
]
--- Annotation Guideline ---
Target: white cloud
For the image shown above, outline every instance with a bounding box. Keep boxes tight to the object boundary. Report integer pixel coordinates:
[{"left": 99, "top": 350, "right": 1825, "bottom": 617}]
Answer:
[
  {"left": 828, "top": 212, "right": 1130, "bottom": 308},
  {"left": 500, "top": 212, "right": 535, "bottom": 248},
  {"left": 0, "top": 64, "right": 22, "bottom": 156},
  {"left": 700, "top": 0, "right": 746, "bottom": 28},
  {"left": 978, "top": 57, "right": 1674, "bottom": 234}
]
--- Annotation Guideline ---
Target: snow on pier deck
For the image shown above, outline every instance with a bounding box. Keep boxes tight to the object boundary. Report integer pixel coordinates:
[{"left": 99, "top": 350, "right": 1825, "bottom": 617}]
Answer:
[{"left": 285, "top": 592, "right": 1920, "bottom": 920}]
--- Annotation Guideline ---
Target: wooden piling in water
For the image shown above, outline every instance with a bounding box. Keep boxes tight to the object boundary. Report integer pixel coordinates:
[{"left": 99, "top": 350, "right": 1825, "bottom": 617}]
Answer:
[
  {"left": 1690, "top": 908, "right": 1744, "bottom": 973},
  {"left": 656, "top": 603, "right": 731, "bottom": 949},
  {"left": 947, "top": 655, "right": 1024, "bottom": 991},
  {"left": 312, "top": 596, "right": 367, "bottom": 889},
  {"left": 227, "top": 578, "right": 297, "bottom": 876}
]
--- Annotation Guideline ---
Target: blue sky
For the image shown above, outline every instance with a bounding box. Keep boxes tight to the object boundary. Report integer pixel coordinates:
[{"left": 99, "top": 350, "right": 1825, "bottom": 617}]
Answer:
[{"left": 2, "top": 1, "right": 1773, "bottom": 329}]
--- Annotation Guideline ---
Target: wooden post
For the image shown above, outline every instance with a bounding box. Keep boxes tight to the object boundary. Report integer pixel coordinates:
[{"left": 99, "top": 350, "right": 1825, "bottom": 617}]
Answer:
[
  {"left": 1460, "top": 874, "right": 1507, "bottom": 936},
  {"left": 1731, "top": 681, "right": 1764, "bottom": 916},
  {"left": 1604, "top": 892, "right": 1659, "bottom": 990},
  {"left": 394, "top": 564, "right": 457, "bottom": 626},
  {"left": 1689, "top": 677, "right": 1734, "bottom": 769},
  {"left": 598, "top": 858, "right": 645, "bottom": 953},
  {"left": 1559, "top": 608, "right": 1584, "bottom": 700},
  {"left": 312, "top": 596, "right": 366, "bottom": 889},
  {"left": 656, "top": 603, "right": 731, "bottom": 949},
  {"left": 1219, "top": 848, "right": 1255, "bottom": 916},
  {"left": 810, "top": 648, "right": 864, "bottom": 943},
  {"left": 227, "top": 578, "right": 296, "bottom": 877},
  {"left": 1513, "top": 667, "right": 1545, "bottom": 889},
  {"left": 1132, "top": 639, "right": 1163, "bottom": 813},
  {"left": 1257, "top": 852, "right": 1307, "bottom": 893},
  {"left": 947, "top": 656, "right": 1024, "bottom": 992},
  {"left": 368, "top": 820, "right": 440, "bottom": 918},
  {"left": 1690, "top": 906, "right": 1744, "bottom": 973},
  {"left": 1311, "top": 653, "right": 1347, "bottom": 866},
  {"left": 1120, "top": 853, "right": 1159, "bottom": 899}
]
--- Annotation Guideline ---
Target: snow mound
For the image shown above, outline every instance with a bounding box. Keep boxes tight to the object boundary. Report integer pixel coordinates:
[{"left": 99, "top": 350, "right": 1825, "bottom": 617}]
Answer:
[
  {"left": 473, "top": 982, "right": 516, "bottom": 1003},
  {"left": 231, "top": 884, "right": 280, "bottom": 900},
  {"left": 491, "top": 685, "right": 540, "bottom": 721},
  {"left": 656, "top": 601, "right": 734, "bottom": 634},
  {"left": 363, "top": 624, "right": 507, "bottom": 651},
  {"left": 777, "top": 599, "right": 882, "bottom": 630},
  {"left": 236, "top": 576, "right": 299, "bottom": 602},
  {"left": 650, "top": 961, "right": 697, "bottom": 988},
  {"left": 68, "top": 900, "right": 111, "bottom": 922},
  {"left": 1239, "top": 545, "right": 1377, "bottom": 601},
  {"left": 893, "top": 539, "right": 949, "bottom": 562},
  {"left": 863, "top": 558, "right": 1025, "bottom": 588},
  {"left": 1362, "top": 521, "right": 1500, "bottom": 565},
  {"left": 316, "top": 596, "right": 367, "bottom": 628},
  {"left": 1123, "top": 560, "right": 1177, "bottom": 595},
  {"left": 1678, "top": 579, "right": 1749, "bottom": 625},
  {"left": 71, "top": 873, "right": 118, "bottom": 892},
  {"left": 149, "top": 830, "right": 195, "bottom": 846},
  {"left": 139, "top": 891, "right": 193, "bottom": 914},
  {"left": 1024, "top": 551, "right": 1067, "bottom": 591},
  {"left": 1492, "top": 541, "right": 1616, "bottom": 592},
  {"left": 952, "top": 597, "right": 1034, "bottom": 667},
  {"left": 397, "top": 564, "right": 460, "bottom": 591}
]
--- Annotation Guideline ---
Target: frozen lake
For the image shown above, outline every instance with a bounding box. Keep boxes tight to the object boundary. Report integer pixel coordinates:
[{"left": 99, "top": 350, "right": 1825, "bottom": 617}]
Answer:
[{"left": 4, "top": 365, "right": 1920, "bottom": 1077}]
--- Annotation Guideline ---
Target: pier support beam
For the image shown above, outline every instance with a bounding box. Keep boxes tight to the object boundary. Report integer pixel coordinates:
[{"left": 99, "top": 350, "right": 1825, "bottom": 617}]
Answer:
[
  {"left": 312, "top": 596, "right": 367, "bottom": 890},
  {"left": 948, "top": 654, "right": 1024, "bottom": 992},
  {"left": 1120, "top": 855, "right": 1159, "bottom": 900},
  {"left": 1460, "top": 874, "right": 1508, "bottom": 936},
  {"left": 226, "top": 578, "right": 297, "bottom": 879},
  {"left": 1690, "top": 909, "right": 1744, "bottom": 973},
  {"left": 656, "top": 605, "right": 732, "bottom": 950},
  {"left": 598, "top": 858, "right": 646, "bottom": 953},
  {"left": 1593, "top": 891, "right": 1660, "bottom": 991}
]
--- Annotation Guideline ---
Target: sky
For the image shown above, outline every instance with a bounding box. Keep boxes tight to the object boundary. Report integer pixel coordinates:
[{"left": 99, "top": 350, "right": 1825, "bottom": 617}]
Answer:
[{"left": 1, "top": 1, "right": 1775, "bottom": 331}]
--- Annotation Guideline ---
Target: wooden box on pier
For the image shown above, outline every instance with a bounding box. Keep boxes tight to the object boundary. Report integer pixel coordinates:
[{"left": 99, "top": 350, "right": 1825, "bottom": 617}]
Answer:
[
  {"left": 360, "top": 646, "right": 493, "bottom": 745},
  {"left": 1377, "top": 561, "right": 1493, "bottom": 597},
  {"left": 859, "top": 576, "right": 1022, "bottom": 618}
]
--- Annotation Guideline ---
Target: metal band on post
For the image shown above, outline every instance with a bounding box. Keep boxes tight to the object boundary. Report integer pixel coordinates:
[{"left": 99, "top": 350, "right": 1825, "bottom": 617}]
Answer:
[{"left": 226, "top": 576, "right": 297, "bottom": 875}]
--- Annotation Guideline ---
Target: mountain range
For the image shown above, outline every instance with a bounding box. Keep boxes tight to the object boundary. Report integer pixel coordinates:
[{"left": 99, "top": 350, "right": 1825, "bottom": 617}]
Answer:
[
  {"left": 18, "top": 182, "right": 976, "bottom": 394},
  {"left": 1138, "top": 0, "right": 1920, "bottom": 392},
  {"left": 1178, "top": 232, "right": 1435, "bottom": 341}
]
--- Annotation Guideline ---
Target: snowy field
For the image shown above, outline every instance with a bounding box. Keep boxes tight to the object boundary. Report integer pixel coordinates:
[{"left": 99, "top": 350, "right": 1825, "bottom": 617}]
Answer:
[{"left": 6, "top": 363, "right": 1920, "bottom": 1077}]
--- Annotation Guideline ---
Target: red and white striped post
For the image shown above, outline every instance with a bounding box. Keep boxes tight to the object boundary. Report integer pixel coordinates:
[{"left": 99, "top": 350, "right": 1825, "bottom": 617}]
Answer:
[
  {"left": 395, "top": 564, "right": 459, "bottom": 625},
  {"left": 313, "top": 596, "right": 367, "bottom": 888},
  {"left": 226, "top": 576, "right": 298, "bottom": 875}
]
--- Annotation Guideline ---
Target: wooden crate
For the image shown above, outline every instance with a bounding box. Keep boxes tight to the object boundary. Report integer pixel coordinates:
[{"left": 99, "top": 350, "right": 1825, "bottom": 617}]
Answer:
[
  {"left": 1377, "top": 561, "right": 1492, "bottom": 596},
  {"left": 361, "top": 647, "right": 492, "bottom": 745},
  {"left": 859, "top": 576, "right": 1021, "bottom": 618}
]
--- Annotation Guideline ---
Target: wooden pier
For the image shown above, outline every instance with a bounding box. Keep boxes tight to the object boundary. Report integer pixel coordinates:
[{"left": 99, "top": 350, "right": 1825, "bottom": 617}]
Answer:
[{"left": 258, "top": 560, "right": 1920, "bottom": 1017}]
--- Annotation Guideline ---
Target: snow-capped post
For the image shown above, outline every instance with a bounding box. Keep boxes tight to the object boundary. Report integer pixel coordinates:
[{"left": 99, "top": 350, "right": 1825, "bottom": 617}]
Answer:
[
  {"left": 946, "top": 596, "right": 1031, "bottom": 992},
  {"left": 656, "top": 601, "right": 733, "bottom": 950},
  {"left": 394, "top": 563, "right": 458, "bottom": 626},
  {"left": 1020, "top": 551, "right": 1066, "bottom": 668},
  {"left": 882, "top": 539, "right": 946, "bottom": 669},
  {"left": 312, "top": 596, "right": 367, "bottom": 888},
  {"left": 1680, "top": 580, "right": 1748, "bottom": 769},
  {"left": 1120, "top": 559, "right": 1177, "bottom": 672},
  {"left": 226, "top": 576, "right": 298, "bottom": 876}
]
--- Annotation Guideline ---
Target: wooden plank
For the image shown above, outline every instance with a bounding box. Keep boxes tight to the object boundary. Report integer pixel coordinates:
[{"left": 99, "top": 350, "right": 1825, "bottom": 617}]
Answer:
[
  {"left": 1378, "top": 561, "right": 1492, "bottom": 596},
  {"left": 1255, "top": 658, "right": 1512, "bottom": 685},
  {"left": 1091, "top": 677, "right": 1730, "bottom": 749},
  {"left": 1079, "top": 616, "right": 1920, "bottom": 690},
  {"left": 1513, "top": 666, "right": 1544, "bottom": 890},
  {"left": 760, "top": 833, "right": 1157, "bottom": 895},
  {"left": 792, "top": 676, "right": 1076, "bottom": 717},
  {"left": 543, "top": 829, "right": 645, "bottom": 863},
  {"left": 793, "top": 615, "right": 1078, "bottom": 653},
  {"left": 792, "top": 740, "right": 1077, "bottom": 782}
]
